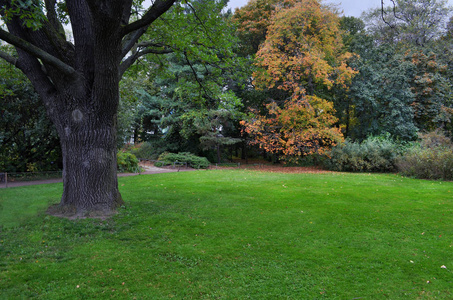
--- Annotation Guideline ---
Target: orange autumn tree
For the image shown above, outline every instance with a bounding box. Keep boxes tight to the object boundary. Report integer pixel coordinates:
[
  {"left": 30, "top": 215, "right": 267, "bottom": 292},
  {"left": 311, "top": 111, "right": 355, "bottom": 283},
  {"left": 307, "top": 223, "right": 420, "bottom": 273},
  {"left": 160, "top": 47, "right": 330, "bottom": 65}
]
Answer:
[
  {"left": 241, "top": 96, "right": 342, "bottom": 163},
  {"left": 241, "top": 0, "right": 357, "bottom": 162}
]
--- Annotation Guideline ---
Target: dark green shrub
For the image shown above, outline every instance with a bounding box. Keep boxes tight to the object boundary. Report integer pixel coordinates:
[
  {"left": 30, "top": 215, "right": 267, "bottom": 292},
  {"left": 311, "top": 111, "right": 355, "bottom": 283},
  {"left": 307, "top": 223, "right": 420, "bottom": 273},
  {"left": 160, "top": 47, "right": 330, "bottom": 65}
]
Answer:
[
  {"left": 397, "top": 131, "right": 453, "bottom": 180},
  {"left": 117, "top": 151, "right": 140, "bottom": 173},
  {"left": 325, "top": 135, "right": 407, "bottom": 172},
  {"left": 157, "top": 152, "right": 210, "bottom": 169},
  {"left": 130, "top": 142, "right": 159, "bottom": 160}
]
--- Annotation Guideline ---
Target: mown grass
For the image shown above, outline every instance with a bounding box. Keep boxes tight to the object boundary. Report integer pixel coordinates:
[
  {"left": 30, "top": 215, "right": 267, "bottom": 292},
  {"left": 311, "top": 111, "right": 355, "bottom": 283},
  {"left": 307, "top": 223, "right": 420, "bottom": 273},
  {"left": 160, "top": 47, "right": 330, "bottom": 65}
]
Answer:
[{"left": 1, "top": 170, "right": 453, "bottom": 299}]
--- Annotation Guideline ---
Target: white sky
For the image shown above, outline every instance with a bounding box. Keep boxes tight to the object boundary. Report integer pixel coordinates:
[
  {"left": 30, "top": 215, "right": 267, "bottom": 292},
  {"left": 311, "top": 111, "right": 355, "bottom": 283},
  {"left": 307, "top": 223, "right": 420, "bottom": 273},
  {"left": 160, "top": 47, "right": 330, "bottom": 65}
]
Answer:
[{"left": 226, "top": 0, "right": 453, "bottom": 18}]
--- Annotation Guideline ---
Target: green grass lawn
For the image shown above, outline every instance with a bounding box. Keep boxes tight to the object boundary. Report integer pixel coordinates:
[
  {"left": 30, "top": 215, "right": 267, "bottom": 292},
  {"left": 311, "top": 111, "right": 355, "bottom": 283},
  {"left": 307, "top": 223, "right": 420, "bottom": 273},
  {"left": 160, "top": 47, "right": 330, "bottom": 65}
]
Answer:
[{"left": 1, "top": 170, "right": 453, "bottom": 299}]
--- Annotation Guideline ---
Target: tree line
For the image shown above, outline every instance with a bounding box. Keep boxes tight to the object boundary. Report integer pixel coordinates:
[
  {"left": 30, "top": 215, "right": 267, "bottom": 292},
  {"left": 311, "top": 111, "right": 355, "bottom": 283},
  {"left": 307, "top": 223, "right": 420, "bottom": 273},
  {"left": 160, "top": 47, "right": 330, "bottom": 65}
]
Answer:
[{"left": 116, "top": 0, "right": 453, "bottom": 164}]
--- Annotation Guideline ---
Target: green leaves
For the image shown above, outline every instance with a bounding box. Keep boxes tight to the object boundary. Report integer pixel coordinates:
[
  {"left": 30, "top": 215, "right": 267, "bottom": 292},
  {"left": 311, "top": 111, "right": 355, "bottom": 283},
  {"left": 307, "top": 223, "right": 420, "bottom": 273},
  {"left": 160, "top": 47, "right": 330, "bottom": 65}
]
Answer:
[
  {"left": 138, "top": 0, "right": 237, "bottom": 68},
  {"left": 0, "top": 56, "right": 61, "bottom": 172},
  {"left": 118, "top": 1, "right": 246, "bottom": 158},
  {"left": 363, "top": 0, "right": 452, "bottom": 47},
  {"left": 1, "top": 0, "right": 47, "bottom": 30}
]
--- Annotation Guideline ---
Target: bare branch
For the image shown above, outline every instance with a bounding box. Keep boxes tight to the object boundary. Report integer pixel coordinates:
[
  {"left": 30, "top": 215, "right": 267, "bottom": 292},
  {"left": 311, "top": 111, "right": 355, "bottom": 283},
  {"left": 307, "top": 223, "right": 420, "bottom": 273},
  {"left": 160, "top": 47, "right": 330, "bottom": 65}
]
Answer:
[
  {"left": 0, "top": 28, "right": 76, "bottom": 78},
  {"left": 381, "top": 0, "right": 393, "bottom": 28},
  {"left": 381, "top": 0, "right": 403, "bottom": 32},
  {"left": 139, "top": 48, "right": 174, "bottom": 55}
]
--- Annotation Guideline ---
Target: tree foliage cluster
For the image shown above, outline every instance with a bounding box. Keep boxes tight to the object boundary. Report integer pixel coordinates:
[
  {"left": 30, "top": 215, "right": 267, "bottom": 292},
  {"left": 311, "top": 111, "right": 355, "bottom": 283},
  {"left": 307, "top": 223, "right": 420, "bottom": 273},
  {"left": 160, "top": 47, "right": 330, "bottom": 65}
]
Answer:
[
  {"left": 116, "top": 1, "right": 245, "bottom": 163},
  {"left": 0, "top": 49, "right": 61, "bottom": 172},
  {"left": 235, "top": 0, "right": 453, "bottom": 163}
]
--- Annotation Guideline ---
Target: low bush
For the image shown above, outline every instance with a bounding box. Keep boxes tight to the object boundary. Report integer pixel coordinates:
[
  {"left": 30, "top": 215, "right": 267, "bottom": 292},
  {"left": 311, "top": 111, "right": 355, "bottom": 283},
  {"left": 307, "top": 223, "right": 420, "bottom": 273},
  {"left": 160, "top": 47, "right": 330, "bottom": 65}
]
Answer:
[
  {"left": 325, "top": 135, "right": 407, "bottom": 172},
  {"left": 117, "top": 151, "right": 140, "bottom": 173},
  {"left": 121, "top": 142, "right": 159, "bottom": 160},
  {"left": 397, "top": 131, "right": 453, "bottom": 180},
  {"left": 130, "top": 142, "right": 159, "bottom": 160},
  {"left": 156, "top": 152, "right": 210, "bottom": 169}
]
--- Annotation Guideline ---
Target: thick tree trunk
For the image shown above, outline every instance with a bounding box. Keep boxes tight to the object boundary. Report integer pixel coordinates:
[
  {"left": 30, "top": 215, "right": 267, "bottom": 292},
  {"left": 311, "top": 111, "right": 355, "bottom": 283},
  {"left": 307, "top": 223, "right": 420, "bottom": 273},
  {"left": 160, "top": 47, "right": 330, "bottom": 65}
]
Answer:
[
  {"left": 59, "top": 125, "right": 123, "bottom": 215},
  {"left": 47, "top": 86, "right": 124, "bottom": 216},
  {"left": 50, "top": 31, "right": 124, "bottom": 216},
  {"left": 52, "top": 67, "right": 124, "bottom": 216},
  {"left": 53, "top": 17, "right": 124, "bottom": 216}
]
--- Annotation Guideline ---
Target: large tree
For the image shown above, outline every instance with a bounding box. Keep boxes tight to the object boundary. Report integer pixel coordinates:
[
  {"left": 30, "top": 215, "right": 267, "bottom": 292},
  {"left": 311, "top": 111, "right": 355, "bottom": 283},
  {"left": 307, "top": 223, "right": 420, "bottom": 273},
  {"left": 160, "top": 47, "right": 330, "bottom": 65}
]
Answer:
[
  {"left": 241, "top": 0, "right": 355, "bottom": 161},
  {"left": 0, "top": 0, "right": 226, "bottom": 216},
  {"left": 347, "top": 0, "right": 453, "bottom": 140}
]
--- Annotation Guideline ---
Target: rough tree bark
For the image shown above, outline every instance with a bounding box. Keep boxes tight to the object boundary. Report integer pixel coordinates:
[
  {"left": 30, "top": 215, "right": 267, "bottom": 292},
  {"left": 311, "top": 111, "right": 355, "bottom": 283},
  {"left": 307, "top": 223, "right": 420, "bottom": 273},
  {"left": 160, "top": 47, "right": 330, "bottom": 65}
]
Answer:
[{"left": 0, "top": 0, "right": 176, "bottom": 217}]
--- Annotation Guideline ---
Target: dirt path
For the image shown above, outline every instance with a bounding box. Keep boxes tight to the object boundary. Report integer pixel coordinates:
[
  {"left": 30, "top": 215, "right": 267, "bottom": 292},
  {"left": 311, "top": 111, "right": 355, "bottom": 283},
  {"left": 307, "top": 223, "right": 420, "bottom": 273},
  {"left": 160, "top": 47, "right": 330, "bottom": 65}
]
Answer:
[{"left": 0, "top": 166, "right": 192, "bottom": 188}]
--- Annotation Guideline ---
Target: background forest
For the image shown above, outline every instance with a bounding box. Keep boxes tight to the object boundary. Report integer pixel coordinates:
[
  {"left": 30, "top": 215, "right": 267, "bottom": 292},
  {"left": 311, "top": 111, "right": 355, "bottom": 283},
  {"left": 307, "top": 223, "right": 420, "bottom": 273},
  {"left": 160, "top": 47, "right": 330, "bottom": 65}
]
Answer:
[{"left": 2, "top": 0, "right": 453, "bottom": 179}]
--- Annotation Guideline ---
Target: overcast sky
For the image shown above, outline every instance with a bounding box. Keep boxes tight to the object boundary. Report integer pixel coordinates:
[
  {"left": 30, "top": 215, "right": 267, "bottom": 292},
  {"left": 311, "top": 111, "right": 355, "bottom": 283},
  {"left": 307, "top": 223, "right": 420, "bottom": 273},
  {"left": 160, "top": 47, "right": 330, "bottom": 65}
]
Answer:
[{"left": 226, "top": 0, "right": 452, "bottom": 18}]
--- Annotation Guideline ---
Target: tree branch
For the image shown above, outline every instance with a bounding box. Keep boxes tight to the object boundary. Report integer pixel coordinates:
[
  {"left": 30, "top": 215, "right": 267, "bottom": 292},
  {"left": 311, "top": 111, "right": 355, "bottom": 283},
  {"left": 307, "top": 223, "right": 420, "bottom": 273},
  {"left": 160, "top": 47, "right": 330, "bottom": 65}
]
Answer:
[
  {"left": 121, "top": 0, "right": 134, "bottom": 26},
  {"left": 119, "top": 45, "right": 174, "bottom": 78},
  {"left": 13, "top": 48, "right": 60, "bottom": 123},
  {"left": 44, "top": 0, "right": 66, "bottom": 38},
  {"left": 0, "top": 50, "right": 18, "bottom": 67},
  {"left": 381, "top": 0, "right": 393, "bottom": 28},
  {"left": 0, "top": 28, "right": 76, "bottom": 78},
  {"left": 121, "top": 27, "right": 148, "bottom": 59},
  {"left": 121, "top": 0, "right": 177, "bottom": 36},
  {"left": 120, "top": 0, "right": 177, "bottom": 59},
  {"left": 183, "top": 51, "right": 214, "bottom": 100},
  {"left": 139, "top": 48, "right": 174, "bottom": 55},
  {"left": 381, "top": 0, "right": 402, "bottom": 32}
]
